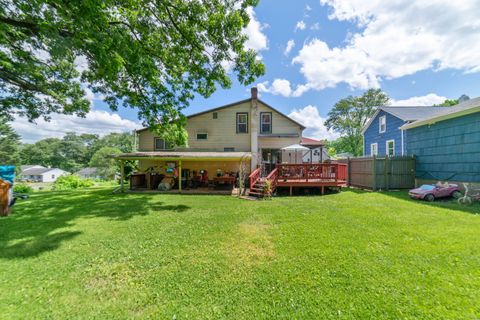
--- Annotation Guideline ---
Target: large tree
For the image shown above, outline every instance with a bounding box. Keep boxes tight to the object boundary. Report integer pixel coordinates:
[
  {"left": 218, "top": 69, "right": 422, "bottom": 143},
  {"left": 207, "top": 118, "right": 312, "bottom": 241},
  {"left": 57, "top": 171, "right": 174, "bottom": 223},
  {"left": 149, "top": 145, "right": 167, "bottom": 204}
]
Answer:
[
  {"left": 325, "top": 89, "right": 390, "bottom": 156},
  {"left": 0, "top": 118, "right": 21, "bottom": 165},
  {"left": 0, "top": 0, "right": 265, "bottom": 145},
  {"left": 89, "top": 146, "right": 122, "bottom": 180}
]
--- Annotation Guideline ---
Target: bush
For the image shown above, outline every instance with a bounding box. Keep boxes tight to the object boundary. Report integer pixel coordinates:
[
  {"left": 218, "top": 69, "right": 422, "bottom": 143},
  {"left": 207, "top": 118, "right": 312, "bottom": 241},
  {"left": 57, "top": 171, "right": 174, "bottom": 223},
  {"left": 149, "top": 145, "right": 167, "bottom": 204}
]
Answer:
[
  {"left": 52, "top": 175, "right": 95, "bottom": 191},
  {"left": 13, "top": 183, "right": 33, "bottom": 193}
]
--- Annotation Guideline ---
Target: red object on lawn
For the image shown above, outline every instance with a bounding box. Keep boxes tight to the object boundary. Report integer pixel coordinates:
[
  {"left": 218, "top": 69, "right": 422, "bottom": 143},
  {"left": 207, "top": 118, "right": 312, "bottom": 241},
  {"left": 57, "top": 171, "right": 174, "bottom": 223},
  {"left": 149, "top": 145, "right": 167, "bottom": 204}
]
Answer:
[{"left": 409, "top": 183, "right": 461, "bottom": 202}]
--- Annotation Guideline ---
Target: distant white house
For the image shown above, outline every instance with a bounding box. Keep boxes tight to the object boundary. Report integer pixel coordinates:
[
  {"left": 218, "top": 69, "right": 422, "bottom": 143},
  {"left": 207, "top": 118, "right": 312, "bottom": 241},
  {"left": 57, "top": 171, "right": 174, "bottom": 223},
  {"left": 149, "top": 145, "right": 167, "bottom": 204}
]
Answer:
[{"left": 20, "top": 165, "right": 68, "bottom": 182}]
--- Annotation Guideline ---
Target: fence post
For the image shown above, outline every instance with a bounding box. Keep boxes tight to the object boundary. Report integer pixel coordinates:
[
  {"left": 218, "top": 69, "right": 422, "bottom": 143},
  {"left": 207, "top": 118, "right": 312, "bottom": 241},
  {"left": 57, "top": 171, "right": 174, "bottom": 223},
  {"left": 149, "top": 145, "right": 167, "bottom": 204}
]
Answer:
[
  {"left": 347, "top": 157, "right": 351, "bottom": 187},
  {"left": 384, "top": 155, "right": 389, "bottom": 191},
  {"left": 372, "top": 155, "right": 377, "bottom": 191}
]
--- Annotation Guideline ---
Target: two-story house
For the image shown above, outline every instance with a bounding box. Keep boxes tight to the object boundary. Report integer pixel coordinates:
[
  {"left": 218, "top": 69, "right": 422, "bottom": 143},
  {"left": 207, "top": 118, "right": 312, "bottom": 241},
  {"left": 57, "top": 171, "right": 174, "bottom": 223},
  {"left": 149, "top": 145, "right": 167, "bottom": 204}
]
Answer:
[
  {"left": 362, "top": 106, "right": 446, "bottom": 157},
  {"left": 114, "top": 87, "right": 306, "bottom": 191}
]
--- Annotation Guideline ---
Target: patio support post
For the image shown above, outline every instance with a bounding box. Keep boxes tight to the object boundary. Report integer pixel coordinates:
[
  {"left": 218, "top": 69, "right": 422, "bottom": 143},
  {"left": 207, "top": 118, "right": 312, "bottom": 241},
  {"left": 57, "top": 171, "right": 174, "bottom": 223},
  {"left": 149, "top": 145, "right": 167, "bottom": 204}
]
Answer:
[
  {"left": 120, "top": 160, "right": 125, "bottom": 192},
  {"left": 178, "top": 160, "right": 182, "bottom": 193}
]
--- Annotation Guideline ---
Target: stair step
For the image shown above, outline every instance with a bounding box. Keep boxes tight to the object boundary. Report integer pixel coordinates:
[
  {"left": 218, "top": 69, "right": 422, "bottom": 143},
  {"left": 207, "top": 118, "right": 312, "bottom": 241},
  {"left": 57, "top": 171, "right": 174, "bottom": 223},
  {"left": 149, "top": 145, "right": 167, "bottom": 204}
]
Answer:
[{"left": 248, "top": 191, "right": 264, "bottom": 196}]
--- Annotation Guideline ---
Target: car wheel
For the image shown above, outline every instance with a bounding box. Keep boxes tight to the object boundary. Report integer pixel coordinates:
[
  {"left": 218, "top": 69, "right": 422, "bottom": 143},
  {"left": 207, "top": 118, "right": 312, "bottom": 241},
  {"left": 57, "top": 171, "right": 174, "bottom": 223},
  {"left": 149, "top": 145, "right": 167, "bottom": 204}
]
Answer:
[
  {"left": 452, "top": 191, "right": 462, "bottom": 199},
  {"left": 424, "top": 194, "right": 435, "bottom": 202}
]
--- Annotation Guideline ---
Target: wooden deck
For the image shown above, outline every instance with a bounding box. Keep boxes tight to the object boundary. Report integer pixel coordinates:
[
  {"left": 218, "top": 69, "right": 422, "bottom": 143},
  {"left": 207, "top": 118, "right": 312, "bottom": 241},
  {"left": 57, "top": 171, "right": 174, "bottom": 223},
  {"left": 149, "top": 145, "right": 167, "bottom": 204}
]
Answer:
[{"left": 249, "top": 163, "right": 348, "bottom": 197}]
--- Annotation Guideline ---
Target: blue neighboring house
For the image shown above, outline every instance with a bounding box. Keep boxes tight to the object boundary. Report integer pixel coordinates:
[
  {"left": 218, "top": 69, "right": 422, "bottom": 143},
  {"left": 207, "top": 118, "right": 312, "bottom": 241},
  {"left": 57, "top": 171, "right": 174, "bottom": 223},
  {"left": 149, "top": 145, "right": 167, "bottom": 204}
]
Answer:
[
  {"left": 362, "top": 107, "right": 446, "bottom": 156},
  {"left": 401, "top": 97, "right": 480, "bottom": 183}
]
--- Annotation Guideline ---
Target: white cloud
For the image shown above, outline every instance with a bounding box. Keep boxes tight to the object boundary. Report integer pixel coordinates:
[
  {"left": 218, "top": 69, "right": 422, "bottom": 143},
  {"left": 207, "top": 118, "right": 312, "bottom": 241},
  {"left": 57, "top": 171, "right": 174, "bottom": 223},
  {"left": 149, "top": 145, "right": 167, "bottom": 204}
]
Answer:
[
  {"left": 305, "top": 5, "right": 312, "bottom": 11},
  {"left": 288, "top": 105, "right": 340, "bottom": 140},
  {"left": 284, "top": 40, "right": 295, "bottom": 56},
  {"left": 391, "top": 93, "right": 447, "bottom": 106},
  {"left": 295, "top": 20, "right": 306, "bottom": 31},
  {"left": 257, "top": 79, "right": 306, "bottom": 98},
  {"left": 12, "top": 109, "right": 140, "bottom": 143},
  {"left": 310, "top": 23, "right": 320, "bottom": 30},
  {"left": 291, "top": 0, "right": 480, "bottom": 94},
  {"left": 243, "top": 7, "right": 268, "bottom": 52}
]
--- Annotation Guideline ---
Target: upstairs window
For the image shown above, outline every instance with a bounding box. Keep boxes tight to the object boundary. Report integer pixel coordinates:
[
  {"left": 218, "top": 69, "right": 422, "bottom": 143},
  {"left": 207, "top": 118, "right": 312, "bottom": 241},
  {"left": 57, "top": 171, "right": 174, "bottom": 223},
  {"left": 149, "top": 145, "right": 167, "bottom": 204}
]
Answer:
[
  {"left": 224, "top": 147, "right": 235, "bottom": 152},
  {"left": 213, "top": 112, "right": 218, "bottom": 119},
  {"left": 260, "top": 112, "right": 272, "bottom": 134},
  {"left": 236, "top": 113, "right": 248, "bottom": 133},
  {"left": 379, "top": 115, "right": 386, "bottom": 133},
  {"left": 154, "top": 137, "right": 167, "bottom": 150},
  {"left": 196, "top": 132, "right": 208, "bottom": 140},
  {"left": 386, "top": 140, "right": 395, "bottom": 156}
]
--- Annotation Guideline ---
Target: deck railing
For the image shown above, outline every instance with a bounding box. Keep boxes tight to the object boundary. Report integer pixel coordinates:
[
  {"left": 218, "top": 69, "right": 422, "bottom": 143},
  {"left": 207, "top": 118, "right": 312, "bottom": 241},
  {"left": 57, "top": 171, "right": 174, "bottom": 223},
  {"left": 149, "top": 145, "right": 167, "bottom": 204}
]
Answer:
[
  {"left": 249, "top": 167, "right": 261, "bottom": 187},
  {"left": 276, "top": 163, "right": 348, "bottom": 182},
  {"left": 265, "top": 167, "right": 278, "bottom": 193}
]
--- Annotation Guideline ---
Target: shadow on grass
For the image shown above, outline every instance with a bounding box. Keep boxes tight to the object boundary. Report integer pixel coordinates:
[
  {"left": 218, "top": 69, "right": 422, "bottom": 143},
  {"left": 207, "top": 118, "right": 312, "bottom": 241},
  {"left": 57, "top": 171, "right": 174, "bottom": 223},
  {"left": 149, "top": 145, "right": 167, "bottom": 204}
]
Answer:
[{"left": 0, "top": 188, "right": 190, "bottom": 259}]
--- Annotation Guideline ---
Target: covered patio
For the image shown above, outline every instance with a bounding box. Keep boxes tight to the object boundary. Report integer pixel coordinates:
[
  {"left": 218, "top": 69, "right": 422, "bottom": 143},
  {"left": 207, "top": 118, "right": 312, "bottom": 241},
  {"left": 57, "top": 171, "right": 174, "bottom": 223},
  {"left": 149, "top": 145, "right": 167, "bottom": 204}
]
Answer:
[{"left": 112, "top": 151, "right": 252, "bottom": 194}]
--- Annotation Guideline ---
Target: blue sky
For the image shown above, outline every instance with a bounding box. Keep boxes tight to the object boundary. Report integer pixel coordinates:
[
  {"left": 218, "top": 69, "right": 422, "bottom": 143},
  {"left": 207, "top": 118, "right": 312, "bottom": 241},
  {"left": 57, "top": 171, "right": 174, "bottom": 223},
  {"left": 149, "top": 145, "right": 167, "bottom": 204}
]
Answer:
[{"left": 13, "top": 0, "right": 480, "bottom": 142}]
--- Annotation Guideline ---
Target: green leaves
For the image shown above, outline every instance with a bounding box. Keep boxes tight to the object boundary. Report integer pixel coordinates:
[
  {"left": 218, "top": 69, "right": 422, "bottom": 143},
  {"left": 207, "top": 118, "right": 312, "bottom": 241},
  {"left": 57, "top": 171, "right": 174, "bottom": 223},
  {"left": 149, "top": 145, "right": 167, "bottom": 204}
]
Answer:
[
  {"left": 325, "top": 89, "right": 390, "bottom": 156},
  {"left": 0, "top": 0, "right": 265, "bottom": 146}
]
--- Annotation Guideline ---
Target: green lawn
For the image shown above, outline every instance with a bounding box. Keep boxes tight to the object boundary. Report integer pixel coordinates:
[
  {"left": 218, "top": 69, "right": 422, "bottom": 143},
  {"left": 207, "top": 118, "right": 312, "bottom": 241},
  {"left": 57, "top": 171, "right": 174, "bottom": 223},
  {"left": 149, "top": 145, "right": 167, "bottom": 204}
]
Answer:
[{"left": 1, "top": 188, "right": 479, "bottom": 319}]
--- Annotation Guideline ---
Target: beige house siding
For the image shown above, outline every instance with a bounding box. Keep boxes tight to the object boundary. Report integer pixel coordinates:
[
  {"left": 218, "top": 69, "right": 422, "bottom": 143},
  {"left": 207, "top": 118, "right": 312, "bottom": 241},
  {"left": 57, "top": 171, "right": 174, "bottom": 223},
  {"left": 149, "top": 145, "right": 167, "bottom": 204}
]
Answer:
[
  {"left": 186, "top": 100, "right": 251, "bottom": 151},
  {"left": 138, "top": 130, "right": 156, "bottom": 152},
  {"left": 137, "top": 99, "right": 305, "bottom": 157},
  {"left": 257, "top": 102, "right": 302, "bottom": 136}
]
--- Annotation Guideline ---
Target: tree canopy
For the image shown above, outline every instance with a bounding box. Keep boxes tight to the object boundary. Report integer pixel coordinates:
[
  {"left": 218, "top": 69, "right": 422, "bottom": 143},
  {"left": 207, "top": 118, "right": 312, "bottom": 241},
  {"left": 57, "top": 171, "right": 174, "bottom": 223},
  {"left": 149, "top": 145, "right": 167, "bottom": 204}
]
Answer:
[
  {"left": 0, "top": 118, "right": 20, "bottom": 165},
  {"left": 0, "top": 0, "right": 265, "bottom": 145},
  {"left": 325, "top": 89, "right": 390, "bottom": 156},
  {"left": 434, "top": 94, "right": 470, "bottom": 107}
]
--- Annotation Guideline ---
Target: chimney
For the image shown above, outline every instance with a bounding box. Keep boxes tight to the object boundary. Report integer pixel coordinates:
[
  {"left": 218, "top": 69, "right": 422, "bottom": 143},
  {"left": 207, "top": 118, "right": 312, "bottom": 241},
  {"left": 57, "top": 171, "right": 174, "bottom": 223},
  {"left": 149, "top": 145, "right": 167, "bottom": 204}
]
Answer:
[{"left": 251, "top": 87, "right": 258, "bottom": 100}]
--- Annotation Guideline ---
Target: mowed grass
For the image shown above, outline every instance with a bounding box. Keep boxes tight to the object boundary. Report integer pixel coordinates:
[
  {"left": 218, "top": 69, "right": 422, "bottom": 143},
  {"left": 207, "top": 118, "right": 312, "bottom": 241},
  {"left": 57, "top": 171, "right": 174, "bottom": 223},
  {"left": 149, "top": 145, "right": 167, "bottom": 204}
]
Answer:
[{"left": 1, "top": 188, "right": 479, "bottom": 319}]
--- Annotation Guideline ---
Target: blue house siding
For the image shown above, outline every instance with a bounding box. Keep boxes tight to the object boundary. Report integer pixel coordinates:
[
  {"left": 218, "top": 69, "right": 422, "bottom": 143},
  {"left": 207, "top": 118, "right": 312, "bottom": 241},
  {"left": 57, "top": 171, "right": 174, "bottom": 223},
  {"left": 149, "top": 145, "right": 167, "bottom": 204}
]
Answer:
[
  {"left": 406, "top": 112, "right": 480, "bottom": 182},
  {"left": 363, "top": 110, "right": 405, "bottom": 156}
]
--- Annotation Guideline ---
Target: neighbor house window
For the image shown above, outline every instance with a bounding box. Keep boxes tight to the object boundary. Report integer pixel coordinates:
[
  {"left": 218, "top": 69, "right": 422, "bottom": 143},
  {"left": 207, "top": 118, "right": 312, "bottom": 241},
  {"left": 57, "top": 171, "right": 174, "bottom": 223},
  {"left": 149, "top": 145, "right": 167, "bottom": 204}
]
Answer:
[
  {"left": 196, "top": 132, "right": 208, "bottom": 140},
  {"left": 386, "top": 140, "right": 395, "bottom": 156},
  {"left": 51, "top": 174, "right": 55, "bottom": 179},
  {"left": 224, "top": 147, "right": 235, "bottom": 152},
  {"left": 213, "top": 112, "right": 218, "bottom": 119},
  {"left": 236, "top": 113, "right": 248, "bottom": 133},
  {"left": 379, "top": 115, "right": 386, "bottom": 133},
  {"left": 154, "top": 137, "right": 167, "bottom": 150},
  {"left": 370, "top": 143, "right": 378, "bottom": 156},
  {"left": 260, "top": 112, "right": 272, "bottom": 133}
]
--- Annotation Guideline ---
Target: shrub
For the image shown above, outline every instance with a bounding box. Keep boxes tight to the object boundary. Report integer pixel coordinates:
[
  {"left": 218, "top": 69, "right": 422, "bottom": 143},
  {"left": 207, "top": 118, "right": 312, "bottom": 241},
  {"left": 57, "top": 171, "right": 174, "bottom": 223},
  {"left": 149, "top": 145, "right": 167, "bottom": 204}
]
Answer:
[
  {"left": 13, "top": 183, "right": 33, "bottom": 193},
  {"left": 52, "top": 175, "right": 95, "bottom": 191}
]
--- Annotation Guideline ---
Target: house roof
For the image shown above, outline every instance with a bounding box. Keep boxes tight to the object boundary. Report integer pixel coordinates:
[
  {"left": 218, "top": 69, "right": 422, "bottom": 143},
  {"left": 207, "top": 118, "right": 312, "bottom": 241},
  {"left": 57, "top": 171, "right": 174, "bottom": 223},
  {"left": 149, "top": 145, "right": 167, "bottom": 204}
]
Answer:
[
  {"left": 20, "top": 165, "right": 44, "bottom": 171},
  {"left": 361, "top": 106, "right": 449, "bottom": 134},
  {"left": 400, "top": 97, "right": 480, "bottom": 130},
  {"left": 112, "top": 151, "right": 252, "bottom": 161},
  {"left": 136, "top": 98, "right": 306, "bottom": 133},
  {"left": 300, "top": 137, "right": 325, "bottom": 146},
  {"left": 21, "top": 167, "right": 63, "bottom": 175}
]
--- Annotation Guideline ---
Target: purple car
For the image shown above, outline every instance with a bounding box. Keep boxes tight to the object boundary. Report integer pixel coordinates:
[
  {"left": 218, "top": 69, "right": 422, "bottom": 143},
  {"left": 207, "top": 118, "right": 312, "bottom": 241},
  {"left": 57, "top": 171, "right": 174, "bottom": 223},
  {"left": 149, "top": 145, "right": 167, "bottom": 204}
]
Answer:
[{"left": 409, "top": 184, "right": 462, "bottom": 202}]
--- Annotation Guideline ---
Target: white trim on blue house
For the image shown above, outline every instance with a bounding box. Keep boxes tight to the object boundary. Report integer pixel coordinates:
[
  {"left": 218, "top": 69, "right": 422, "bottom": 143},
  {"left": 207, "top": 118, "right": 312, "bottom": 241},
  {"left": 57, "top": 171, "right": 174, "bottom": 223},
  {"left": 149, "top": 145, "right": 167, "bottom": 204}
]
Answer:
[
  {"left": 386, "top": 139, "right": 395, "bottom": 156},
  {"left": 379, "top": 115, "right": 386, "bottom": 133},
  {"left": 370, "top": 143, "right": 378, "bottom": 156}
]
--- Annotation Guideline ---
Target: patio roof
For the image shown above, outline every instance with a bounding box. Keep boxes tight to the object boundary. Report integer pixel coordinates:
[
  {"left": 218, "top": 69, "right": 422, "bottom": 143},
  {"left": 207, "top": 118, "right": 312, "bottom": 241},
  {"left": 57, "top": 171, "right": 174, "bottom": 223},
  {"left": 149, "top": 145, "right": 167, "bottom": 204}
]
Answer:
[{"left": 112, "top": 151, "right": 252, "bottom": 161}]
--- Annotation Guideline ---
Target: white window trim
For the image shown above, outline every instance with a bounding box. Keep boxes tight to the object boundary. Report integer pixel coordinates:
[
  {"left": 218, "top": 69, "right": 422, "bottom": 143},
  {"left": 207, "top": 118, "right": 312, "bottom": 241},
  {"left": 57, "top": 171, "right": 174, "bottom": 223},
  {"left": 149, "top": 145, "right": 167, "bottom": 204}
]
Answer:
[
  {"left": 260, "top": 112, "right": 272, "bottom": 134},
  {"left": 386, "top": 139, "right": 395, "bottom": 156},
  {"left": 379, "top": 115, "right": 386, "bottom": 133},
  {"left": 370, "top": 143, "right": 378, "bottom": 156}
]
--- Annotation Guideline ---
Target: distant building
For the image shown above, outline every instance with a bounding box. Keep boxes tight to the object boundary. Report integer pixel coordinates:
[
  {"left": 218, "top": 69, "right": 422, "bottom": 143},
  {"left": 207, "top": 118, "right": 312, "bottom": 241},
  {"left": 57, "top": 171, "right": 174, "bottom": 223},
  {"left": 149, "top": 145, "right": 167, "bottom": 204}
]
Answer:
[
  {"left": 75, "top": 167, "right": 103, "bottom": 179},
  {"left": 20, "top": 166, "right": 68, "bottom": 182},
  {"left": 300, "top": 137, "right": 330, "bottom": 163}
]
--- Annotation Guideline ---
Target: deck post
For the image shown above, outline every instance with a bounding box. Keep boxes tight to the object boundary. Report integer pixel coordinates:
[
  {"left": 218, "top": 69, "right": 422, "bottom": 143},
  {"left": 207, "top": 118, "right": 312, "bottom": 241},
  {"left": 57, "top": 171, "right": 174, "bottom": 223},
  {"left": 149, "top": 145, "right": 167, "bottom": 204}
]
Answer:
[
  {"left": 178, "top": 160, "right": 182, "bottom": 193},
  {"left": 120, "top": 160, "right": 125, "bottom": 192},
  {"left": 289, "top": 186, "right": 293, "bottom": 196},
  {"left": 321, "top": 186, "right": 325, "bottom": 195}
]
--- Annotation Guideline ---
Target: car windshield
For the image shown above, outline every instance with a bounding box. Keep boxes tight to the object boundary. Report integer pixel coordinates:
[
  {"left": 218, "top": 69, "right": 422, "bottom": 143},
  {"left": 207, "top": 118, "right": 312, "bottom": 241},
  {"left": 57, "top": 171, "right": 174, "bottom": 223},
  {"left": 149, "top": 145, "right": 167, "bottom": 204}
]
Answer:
[{"left": 419, "top": 185, "right": 435, "bottom": 191}]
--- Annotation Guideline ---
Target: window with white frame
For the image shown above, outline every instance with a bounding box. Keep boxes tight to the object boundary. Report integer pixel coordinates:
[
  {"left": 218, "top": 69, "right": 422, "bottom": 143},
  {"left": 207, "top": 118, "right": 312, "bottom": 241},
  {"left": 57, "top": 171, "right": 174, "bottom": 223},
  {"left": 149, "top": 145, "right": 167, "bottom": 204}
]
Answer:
[
  {"left": 370, "top": 143, "right": 378, "bottom": 156},
  {"left": 379, "top": 115, "right": 386, "bottom": 133},
  {"left": 260, "top": 112, "right": 272, "bottom": 133},
  {"left": 236, "top": 113, "right": 248, "bottom": 133},
  {"left": 386, "top": 140, "right": 395, "bottom": 156}
]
